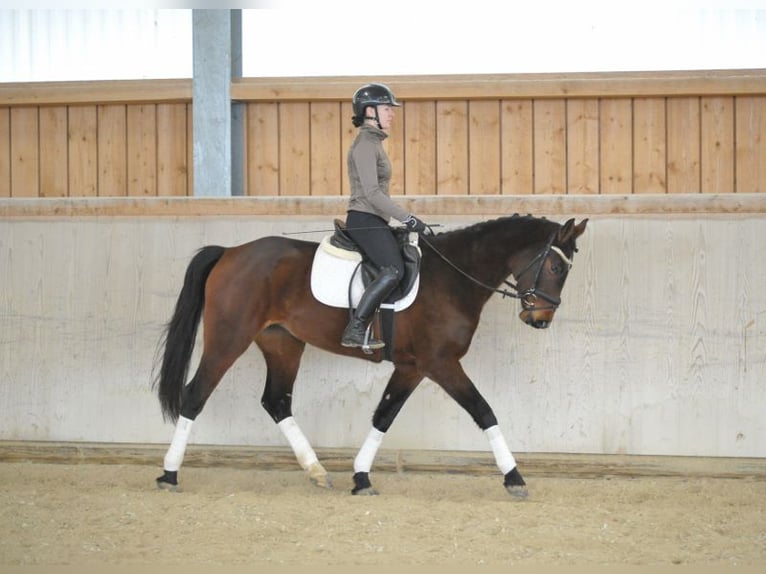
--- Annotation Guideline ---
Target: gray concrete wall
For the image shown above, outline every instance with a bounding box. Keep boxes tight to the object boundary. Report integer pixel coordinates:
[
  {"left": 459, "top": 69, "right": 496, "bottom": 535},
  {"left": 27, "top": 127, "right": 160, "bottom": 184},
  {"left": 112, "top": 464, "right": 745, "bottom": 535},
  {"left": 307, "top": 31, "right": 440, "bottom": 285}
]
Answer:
[{"left": 1, "top": 213, "right": 764, "bottom": 458}]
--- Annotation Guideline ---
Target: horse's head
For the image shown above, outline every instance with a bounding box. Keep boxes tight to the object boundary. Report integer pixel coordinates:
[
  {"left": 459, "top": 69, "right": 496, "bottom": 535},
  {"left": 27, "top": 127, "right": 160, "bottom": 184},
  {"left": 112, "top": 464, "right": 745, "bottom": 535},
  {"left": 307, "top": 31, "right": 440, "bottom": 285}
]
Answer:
[{"left": 514, "top": 218, "right": 588, "bottom": 329}]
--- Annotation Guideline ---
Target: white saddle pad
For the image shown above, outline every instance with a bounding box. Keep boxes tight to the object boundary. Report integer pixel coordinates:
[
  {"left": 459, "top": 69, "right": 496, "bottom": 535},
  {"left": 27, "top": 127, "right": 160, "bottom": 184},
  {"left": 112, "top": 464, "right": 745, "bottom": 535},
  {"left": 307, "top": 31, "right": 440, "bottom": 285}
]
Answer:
[{"left": 310, "top": 235, "right": 419, "bottom": 312}]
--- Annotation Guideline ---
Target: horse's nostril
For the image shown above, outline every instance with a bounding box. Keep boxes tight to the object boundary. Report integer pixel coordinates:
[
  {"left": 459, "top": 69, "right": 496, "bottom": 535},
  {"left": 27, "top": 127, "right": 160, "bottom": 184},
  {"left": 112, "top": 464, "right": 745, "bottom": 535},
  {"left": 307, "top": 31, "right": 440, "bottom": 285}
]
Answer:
[{"left": 532, "top": 320, "right": 549, "bottom": 329}]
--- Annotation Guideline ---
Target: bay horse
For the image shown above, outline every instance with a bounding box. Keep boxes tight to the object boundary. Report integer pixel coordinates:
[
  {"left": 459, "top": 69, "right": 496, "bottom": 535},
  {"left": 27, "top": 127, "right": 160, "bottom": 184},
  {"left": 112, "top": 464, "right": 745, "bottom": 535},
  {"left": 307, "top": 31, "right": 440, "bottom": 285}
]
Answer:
[{"left": 154, "top": 214, "right": 588, "bottom": 498}]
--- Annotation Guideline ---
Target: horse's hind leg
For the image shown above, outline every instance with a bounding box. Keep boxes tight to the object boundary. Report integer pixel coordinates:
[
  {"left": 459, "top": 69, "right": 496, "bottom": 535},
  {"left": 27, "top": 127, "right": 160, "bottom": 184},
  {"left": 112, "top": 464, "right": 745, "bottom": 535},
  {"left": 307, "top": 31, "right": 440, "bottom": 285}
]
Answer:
[
  {"left": 256, "top": 326, "right": 331, "bottom": 489},
  {"left": 157, "top": 321, "right": 254, "bottom": 492}
]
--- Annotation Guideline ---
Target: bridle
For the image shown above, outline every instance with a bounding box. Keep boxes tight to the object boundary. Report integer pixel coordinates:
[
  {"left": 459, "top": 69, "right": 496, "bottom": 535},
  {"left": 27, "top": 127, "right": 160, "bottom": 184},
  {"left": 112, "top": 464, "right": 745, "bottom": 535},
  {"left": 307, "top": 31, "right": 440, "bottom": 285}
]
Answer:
[{"left": 418, "top": 231, "right": 573, "bottom": 311}]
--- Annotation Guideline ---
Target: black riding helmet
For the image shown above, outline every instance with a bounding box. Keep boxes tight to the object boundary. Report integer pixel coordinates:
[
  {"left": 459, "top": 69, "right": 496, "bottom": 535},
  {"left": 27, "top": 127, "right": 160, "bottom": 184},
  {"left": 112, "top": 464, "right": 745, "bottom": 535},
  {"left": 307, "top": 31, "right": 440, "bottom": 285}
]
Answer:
[{"left": 352, "top": 83, "right": 401, "bottom": 128}]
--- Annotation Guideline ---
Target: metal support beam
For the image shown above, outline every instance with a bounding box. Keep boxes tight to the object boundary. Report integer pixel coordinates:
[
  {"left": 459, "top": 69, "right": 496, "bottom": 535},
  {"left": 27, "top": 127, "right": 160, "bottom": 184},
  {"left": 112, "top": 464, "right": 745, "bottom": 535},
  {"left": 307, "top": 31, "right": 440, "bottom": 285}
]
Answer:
[{"left": 192, "top": 9, "right": 243, "bottom": 197}]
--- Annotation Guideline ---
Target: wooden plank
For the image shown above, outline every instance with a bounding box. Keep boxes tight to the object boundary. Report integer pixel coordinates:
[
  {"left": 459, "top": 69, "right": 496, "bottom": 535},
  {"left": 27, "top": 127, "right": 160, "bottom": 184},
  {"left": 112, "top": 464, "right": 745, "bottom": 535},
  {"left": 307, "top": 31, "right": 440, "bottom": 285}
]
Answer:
[
  {"left": 5, "top": 194, "right": 762, "bottom": 219},
  {"left": 667, "top": 97, "right": 701, "bottom": 193},
  {"left": 633, "top": 98, "right": 667, "bottom": 194},
  {"left": 600, "top": 98, "right": 633, "bottom": 194},
  {"left": 735, "top": 96, "right": 766, "bottom": 193},
  {"left": 309, "top": 102, "right": 342, "bottom": 196},
  {"left": 500, "top": 99, "right": 533, "bottom": 194},
  {"left": 0, "top": 71, "right": 763, "bottom": 107},
  {"left": 126, "top": 104, "right": 157, "bottom": 196},
  {"left": 157, "top": 103, "right": 189, "bottom": 197},
  {"left": 436, "top": 101, "right": 468, "bottom": 195},
  {"left": 0, "top": 79, "right": 191, "bottom": 106},
  {"left": 67, "top": 105, "right": 98, "bottom": 197},
  {"left": 246, "top": 103, "right": 280, "bottom": 196},
  {"left": 9, "top": 107, "right": 38, "bottom": 197},
  {"left": 279, "top": 102, "right": 311, "bottom": 196},
  {"left": 38, "top": 106, "right": 68, "bottom": 197},
  {"left": 340, "top": 101, "right": 355, "bottom": 196},
  {"left": 385, "top": 103, "right": 405, "bottom": 197},
  {"left": 533, "top": 99, "right": 566, "bottom": 194},
  {"left": 230, "top": 69, "right": 766, "bottom": 102},
  {"left": 468, "top": 100, "right": 501, "bottom": 195},
  {"left": 701, "top": 97, "right": 734, "bottom": 194},
  {"left": 0, "top": 108, "right": 9, "bottom": 197},
  {"left": 403, "top": 101, "right": 436, "bottom": 196},
  {"left": 1, "top": 441, "right": 764, "bottom": 480},
  {"left": 566, "top": 99, "right": 599, "bottom": 194},
  {"left": 187, "top": 104, "right": 194, "bottom": 196},
  {"left": 97, "top": 105, "right": 127, "bottom": 197}
]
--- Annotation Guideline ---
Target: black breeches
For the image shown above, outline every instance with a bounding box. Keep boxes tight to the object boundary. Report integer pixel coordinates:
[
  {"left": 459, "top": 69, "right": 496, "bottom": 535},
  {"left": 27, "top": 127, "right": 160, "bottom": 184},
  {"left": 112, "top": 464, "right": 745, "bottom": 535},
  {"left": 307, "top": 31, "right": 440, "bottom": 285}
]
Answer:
[{"left": 345, "top": 211, "right": 405, "bottom": 279}]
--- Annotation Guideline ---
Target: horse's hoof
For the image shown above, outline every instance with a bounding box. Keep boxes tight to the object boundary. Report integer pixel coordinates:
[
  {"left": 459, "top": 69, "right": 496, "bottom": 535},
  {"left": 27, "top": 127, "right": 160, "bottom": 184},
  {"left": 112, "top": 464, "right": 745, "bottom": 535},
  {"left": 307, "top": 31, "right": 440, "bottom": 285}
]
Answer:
[
  {"left": 351, "top": 471, "right": 378, "bottom": 495},
  {"left": 156, "top": 471, "right": 181, "bottom": 493},
  {"left": 503, "top": 467, "right": 528, "bottom": 499},
  {"left": 352, "top": 487, "right": 379, "bottom": 496},
  {"left": 307, "top": 462, "right": 333, "bottom": 489},
  {"left": 505, "top": 484, "right": 529, "bottom": 499}
]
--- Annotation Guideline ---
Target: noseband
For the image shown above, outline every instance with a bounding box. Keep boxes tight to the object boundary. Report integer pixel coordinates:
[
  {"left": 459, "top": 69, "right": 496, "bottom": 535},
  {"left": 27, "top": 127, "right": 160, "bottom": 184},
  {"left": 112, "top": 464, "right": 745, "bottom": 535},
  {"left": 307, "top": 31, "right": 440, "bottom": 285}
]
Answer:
[{"left": 420, "top": 231, "right": 572, "bottom": 310}]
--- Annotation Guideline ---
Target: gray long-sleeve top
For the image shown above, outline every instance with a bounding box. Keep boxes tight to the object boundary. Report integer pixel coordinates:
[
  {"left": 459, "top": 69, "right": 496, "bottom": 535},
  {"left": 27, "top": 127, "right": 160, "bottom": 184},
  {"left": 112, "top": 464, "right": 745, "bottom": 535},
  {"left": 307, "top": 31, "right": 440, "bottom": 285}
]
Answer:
[{"left": 346, "top": 124, "right": 409, "bottom": 222}]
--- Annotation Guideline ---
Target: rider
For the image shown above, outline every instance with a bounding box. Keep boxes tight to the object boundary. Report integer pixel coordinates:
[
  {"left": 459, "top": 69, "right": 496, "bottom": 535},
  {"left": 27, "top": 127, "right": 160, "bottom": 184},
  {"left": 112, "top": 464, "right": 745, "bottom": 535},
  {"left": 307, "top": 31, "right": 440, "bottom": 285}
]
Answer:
[{"left": 341, "top": 83, "right": 432, "bottom": 349}]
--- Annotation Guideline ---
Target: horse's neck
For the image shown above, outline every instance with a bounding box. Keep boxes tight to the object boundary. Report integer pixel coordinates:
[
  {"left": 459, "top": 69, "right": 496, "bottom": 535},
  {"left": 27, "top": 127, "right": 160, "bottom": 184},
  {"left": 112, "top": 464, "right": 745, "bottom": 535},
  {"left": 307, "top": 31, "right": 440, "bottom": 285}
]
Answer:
[{"left": 440, "top": 219, "right": 545, "bottom": 289}]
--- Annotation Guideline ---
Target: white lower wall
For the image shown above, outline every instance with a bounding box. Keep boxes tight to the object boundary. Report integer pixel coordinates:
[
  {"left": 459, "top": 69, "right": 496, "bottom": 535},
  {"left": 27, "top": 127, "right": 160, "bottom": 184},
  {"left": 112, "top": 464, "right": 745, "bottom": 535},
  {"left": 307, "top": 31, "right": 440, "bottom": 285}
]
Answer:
[{"left": 1, "top": 214, "right": 764, "bottom": 458}]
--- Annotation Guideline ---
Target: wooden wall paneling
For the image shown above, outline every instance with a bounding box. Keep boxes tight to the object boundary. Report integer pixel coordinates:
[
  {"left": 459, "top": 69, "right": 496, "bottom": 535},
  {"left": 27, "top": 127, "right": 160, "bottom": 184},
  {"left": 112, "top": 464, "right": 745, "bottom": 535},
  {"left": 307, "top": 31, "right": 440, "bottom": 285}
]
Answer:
[
  {"left": 667, "top": 97, "right": 701, "bottom": 194},
  {"left": 39, "top": 106, "right": 68, "bottom": 197},
  {"left": 468, "top": 100, "right": 501, "bottom": 195},
  {"left": 500, "top": 99, "right": 533, "bottom": 194},
  {"left": 0, "top": 108, "right": 9, "bottom": 197},
  {"left": 340, "top": 101, "right": 355, "bottom": 196},
  {"left": 735, "top": 96, "right": 766, "bottom": 193},
  {"left": 10, "top": 107, "right": 39, "bottom": 197},
  {"left": 599, "top": 98, "right": 633, "bottom": 194},
  {"left": 157, "top": 103, "right": 189, "bottom": 196},
  {"left": 186, "top": 105, "right": 193, "bottom": 195},
  {"left": 566, "top": 98, "right": 600, "bottom": 194},
  {"left": 700, "top": 97, "right": 734, "bottom": 194},
  {"left": 97, "top": 105, "right": 127, "bottom": 197},
  {"left": 403, "top": 101, "right": 436, "bottom": 196},
  {"left": 309, "top": 102, "right": 342, "bottom": 196},
  {"left": 126, "top": 104, "right": 157, "bottom": 196},
  {"left": 633, "top": 98, "right": 667, "bottom": 194},
  {"left": 246, "top": 102, "right": 279, "bottom": 196},
  {"left": 67, "top": 106, "right": 98, "bottom": 197},
  {"left": 279, "top": 102, "right": 310, "bottom": 196},
  {"left": 436, "top": 101, "right": 468, "bottom": 195},
  {"left": 533, "top": 99, "right": 566, "bottom": 194}
]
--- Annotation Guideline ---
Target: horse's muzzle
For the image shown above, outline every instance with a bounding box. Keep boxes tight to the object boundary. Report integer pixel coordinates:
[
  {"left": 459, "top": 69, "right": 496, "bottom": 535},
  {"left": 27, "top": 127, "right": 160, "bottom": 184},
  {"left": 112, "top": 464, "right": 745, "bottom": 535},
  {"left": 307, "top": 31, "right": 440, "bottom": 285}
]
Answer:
[{"left": 519, "top": 308, "right": 555, "bottom": 329}]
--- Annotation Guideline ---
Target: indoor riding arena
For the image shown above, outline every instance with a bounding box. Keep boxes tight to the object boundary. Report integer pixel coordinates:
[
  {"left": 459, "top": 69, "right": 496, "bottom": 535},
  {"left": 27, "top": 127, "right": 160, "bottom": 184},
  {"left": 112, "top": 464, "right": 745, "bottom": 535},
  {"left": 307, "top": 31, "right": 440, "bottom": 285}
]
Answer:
[{"left": 1, "top": 8, "right": 765, "bottom": 568}]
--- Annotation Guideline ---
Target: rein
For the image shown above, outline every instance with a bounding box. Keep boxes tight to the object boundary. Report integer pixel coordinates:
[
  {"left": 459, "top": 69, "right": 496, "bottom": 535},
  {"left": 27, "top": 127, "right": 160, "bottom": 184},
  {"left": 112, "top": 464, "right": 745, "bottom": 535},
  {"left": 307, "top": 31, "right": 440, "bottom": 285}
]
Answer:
[{"left": 418, "top": 231, "right": 571, "bottom": 309}]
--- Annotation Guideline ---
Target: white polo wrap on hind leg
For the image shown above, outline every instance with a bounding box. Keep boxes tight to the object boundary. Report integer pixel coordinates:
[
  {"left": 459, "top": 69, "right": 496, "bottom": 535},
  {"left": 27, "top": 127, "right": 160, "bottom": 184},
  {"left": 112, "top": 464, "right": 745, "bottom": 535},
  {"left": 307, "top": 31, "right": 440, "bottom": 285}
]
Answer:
[
  {"left": 164, "top": 416, "right": 194, "bottom": 472},
  {"left": 484, "top": 425, "right": 516, "bottom": 475},
  {"left": 278, "top": 416, "right": 319, "bottom": 470},
  {"left": 354, "top": 427, "right": 385, "bottom": 473}
]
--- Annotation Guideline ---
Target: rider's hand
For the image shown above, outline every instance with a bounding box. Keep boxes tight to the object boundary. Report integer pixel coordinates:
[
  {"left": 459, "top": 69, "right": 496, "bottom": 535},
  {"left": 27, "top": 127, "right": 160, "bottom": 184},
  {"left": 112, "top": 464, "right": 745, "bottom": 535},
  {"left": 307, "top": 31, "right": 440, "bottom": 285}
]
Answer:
[{"left": 403, "top": 215, "right": 433, "bottom": 236}]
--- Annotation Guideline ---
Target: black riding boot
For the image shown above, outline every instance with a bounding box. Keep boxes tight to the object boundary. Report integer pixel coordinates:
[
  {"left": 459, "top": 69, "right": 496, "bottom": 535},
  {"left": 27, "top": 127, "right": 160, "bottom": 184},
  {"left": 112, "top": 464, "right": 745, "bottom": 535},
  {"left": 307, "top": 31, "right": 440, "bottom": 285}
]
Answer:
[{"left": 341, "top": 266, "right": 400, "bottom": 349}]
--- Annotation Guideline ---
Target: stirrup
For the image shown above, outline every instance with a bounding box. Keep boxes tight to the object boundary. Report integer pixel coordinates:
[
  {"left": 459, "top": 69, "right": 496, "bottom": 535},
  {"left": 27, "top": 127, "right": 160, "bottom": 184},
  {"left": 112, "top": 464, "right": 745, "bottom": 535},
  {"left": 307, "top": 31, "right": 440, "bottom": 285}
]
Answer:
[{"left": 361, "top": 324, "right": 384, "bottom": 354}]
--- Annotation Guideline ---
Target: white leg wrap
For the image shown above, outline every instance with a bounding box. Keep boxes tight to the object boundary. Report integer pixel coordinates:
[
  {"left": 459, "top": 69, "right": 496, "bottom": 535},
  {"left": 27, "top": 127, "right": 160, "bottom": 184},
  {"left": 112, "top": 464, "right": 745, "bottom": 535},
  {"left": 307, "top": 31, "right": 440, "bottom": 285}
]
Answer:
[
  {"left": 484, "top": 425, "right": 516, "bottom": 475},
  {"left": 354, "top": 427, "right": 385, "bottom": 473},
  {"left": 278, "top": 416, "right": 319, "bottom": 470},
  {"left": 163, "top": 416, "right": 194, "bottom": 472}
]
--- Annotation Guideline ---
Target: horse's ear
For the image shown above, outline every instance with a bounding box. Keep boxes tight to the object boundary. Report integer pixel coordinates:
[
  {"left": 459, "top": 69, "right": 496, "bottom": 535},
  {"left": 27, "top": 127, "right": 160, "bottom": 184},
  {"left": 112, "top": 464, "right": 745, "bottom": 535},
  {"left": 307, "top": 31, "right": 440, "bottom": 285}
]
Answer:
[{"left": 558, "top": 218, "right": 588, "bottom": 243}]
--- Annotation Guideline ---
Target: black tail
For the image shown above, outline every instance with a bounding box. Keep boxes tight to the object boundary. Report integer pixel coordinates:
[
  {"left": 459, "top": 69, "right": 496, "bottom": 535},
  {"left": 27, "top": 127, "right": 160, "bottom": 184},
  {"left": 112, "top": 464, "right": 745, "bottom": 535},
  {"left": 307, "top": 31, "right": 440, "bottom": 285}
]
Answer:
[{"left": 153, "top": 245, "right": 226, "bottom": 422}]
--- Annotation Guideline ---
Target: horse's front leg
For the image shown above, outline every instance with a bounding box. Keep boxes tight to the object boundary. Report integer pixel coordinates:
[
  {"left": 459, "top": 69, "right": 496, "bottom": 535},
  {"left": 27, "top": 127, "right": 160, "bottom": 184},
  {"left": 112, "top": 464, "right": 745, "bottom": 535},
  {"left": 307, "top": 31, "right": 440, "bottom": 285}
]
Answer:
[
  {"left": 256, "top": 326, "right": 331, "bottom": 489},
  {"left": 352, "top": 365, "right": 423, "bottom": 495},
  {"left": 431, "top": 360, "right": 529, "bottom": 499}
]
